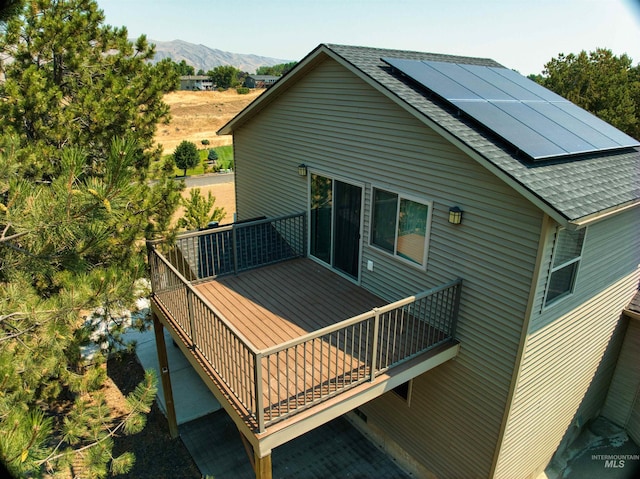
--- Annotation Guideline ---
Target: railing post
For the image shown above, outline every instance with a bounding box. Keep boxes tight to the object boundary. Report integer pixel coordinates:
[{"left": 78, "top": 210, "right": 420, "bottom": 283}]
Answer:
[
  {"left": 254, "top": 352, "right": 265, "bottom": 433},
  {"left": 186, "top": 286, "right": 196, "bottom": 348},
  {"left": 370, "top": 309, "right": 380, "bottom": 382},
  {"left": 232, "top": 225, "right": 239, "bottom": 274},
  {"left": 449, "top": 279, "right": 463, "bottom": 337},
  {"left": 302, "top": 212, "right": 308, "bottom": 257},
  {"left": 145, "top": 240, "right": 158, "bottom": 292}
]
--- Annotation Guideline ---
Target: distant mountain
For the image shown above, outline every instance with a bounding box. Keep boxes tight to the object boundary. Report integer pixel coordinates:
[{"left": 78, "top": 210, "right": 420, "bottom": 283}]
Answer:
[{"left": 149, "top": 39, "right": 290, "bottom": 74}]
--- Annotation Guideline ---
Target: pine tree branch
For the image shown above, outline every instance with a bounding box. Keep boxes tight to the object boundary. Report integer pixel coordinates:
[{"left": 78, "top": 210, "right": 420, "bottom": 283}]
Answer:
[
  {"left": 0, "top": 321, "right": 39, "bottom": 342},
  {"left": 0, "top": 239, "right": 56, "bottom": 260},
  {"left": 4, "top": 419, "right": 44, "bottom": 465},
  {"left": 0, "top": 229, "right": 28, "bottom": 243},
  {"left": 0, "top": 312, "right": 25, "bottom": 322},
  {"left": 35, "top": 374, "right": 155, "bottom": 467}
]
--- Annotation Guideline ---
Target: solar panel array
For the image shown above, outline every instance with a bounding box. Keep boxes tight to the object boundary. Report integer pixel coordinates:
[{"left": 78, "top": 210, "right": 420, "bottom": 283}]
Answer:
[{"left": 382, "top": 57, "right": 640, "bottom": 161}]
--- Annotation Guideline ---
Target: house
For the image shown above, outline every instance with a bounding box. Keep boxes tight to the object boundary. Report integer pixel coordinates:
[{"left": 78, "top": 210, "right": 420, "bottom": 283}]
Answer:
[
  {"left": 244, "top": 74, "right": 280, "bottom": 89},
  {"left": 179, "top": 75, "right": 213, "bottom": 90},
  {"left": 148, "top": 44, "right": 640, "bottom": 479}
]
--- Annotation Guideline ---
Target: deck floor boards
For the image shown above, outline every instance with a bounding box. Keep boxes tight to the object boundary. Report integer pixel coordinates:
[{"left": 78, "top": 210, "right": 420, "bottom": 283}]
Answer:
[
  {"left": 195, "top": 258, "right": 387, "bottom": 350},
  {"left": 148, "top": 257, "right": 456, "bottom": 432},
  {"left": 192, "top": 259, "right": 390, "bottom": 423}
]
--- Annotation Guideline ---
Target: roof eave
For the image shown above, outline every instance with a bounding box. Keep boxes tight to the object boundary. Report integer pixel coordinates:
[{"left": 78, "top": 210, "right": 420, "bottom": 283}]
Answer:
[
  {"left": 567, "top": 199, "right": 640, "bottom": 230},
  {"left": 217, "top": 44, "right": 331, "bottom": 136}
]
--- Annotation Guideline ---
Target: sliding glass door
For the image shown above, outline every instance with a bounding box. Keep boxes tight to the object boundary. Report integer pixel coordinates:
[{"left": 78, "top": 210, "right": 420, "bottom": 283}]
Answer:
[{"left": 310, "top": 174, "right": 362, "bottom": 279}]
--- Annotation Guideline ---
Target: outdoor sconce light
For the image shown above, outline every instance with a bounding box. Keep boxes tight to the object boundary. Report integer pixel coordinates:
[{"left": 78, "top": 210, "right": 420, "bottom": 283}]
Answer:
[
  {"left": 298, "top": 163, "right": 308, "bottom": 176},
  {"left": 448, "top": 206, "right": 463, "bottom": 225}
]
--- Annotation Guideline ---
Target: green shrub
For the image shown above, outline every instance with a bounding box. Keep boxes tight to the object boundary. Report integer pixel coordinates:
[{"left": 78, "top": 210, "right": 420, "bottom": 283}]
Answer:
[
  {"left": 173, "top": 140, "right": 199, "bottom": 176},
  {"left": 236, "top": 87, "right": 250, "bottom": 95},
  {"left": 201, "top": 139, "right": 210, "bottom": 145}
]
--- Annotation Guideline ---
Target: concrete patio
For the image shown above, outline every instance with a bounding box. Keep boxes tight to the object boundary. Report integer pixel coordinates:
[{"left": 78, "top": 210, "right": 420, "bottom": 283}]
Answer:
[{"left": 125, "top": 325, "right": 413, "bottom": 478}]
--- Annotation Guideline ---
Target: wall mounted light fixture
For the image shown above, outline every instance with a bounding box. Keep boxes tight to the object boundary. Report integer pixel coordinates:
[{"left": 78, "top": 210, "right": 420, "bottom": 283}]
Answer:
[
  {"left": 298, "top": 164, "right": 308, "bottom": 176},
  {"left": 448, "top": 206, "right": 463, "bottom": 225}
]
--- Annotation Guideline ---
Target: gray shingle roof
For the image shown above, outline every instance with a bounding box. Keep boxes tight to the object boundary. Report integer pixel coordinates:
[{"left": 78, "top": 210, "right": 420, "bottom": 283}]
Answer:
[{"left": 324, "top": 44, "right": 640, "bottom": 223}]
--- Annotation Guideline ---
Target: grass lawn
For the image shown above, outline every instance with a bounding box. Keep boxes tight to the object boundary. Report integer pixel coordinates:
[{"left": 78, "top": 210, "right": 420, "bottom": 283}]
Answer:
[{"left": 166, "top": 145, "right": 234, "bottom": 177}]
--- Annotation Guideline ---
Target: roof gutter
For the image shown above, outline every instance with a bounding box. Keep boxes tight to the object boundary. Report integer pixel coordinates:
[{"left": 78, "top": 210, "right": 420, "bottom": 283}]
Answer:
[
  {"left": 567, "top": 199, "right": 640, "bottom": 230},
  {"left": 624, "top": 308, "right": 640, "bottom": 322}
]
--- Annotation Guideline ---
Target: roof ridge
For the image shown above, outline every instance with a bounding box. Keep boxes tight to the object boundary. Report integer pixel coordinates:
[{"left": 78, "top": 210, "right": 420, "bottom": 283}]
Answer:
[{"left": 323, "top": 43, "right": 504, "bottom": 68}]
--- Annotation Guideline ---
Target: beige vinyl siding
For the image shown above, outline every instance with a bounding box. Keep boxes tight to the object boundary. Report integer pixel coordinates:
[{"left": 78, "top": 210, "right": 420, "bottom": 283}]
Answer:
[
  {"left": 494, "top": 208, "right": 640, "bottom": 478},
  {"left": 233, "top": 56, "right": 543, "bottom": 478},
  {"left": 602, "top": 317, "right": 640, "bottom": 444}
]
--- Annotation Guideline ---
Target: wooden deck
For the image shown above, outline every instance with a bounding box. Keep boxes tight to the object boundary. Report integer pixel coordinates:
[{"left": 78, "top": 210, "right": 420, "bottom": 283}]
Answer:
[
  {"left": 195, "top": 258, "right": 387, "bottom": 350},
  {"left": 194, "top": 259, "right": 391, "bottom": 424},
  {"left": 149, "top": 214, "right": 461, "bottom": 472},
  {"left": 151, "top": 243, "right": 461, "bottom": 456}
]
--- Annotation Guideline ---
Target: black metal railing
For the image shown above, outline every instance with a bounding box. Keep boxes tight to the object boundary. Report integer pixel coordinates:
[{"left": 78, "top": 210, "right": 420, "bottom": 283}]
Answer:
[{"left": 163, "top": 212, "right": 306, "bottom": 281}]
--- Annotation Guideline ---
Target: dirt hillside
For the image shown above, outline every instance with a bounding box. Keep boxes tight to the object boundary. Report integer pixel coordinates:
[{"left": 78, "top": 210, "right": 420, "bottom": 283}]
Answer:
[
  {"left": 158, "top": 89, "right": 265, "bottom": 223},
  {"left": 155, "top": 89, "right": 263, "bottom": 154}
]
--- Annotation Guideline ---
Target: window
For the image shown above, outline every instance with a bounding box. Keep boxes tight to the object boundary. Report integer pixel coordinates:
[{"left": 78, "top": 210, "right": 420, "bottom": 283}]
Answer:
[
  {"left": 371, "top": 188, "right": 431, "bottom": 267},
  {"left": 544, "top": 227, "right": 586, "bottom": 306}
]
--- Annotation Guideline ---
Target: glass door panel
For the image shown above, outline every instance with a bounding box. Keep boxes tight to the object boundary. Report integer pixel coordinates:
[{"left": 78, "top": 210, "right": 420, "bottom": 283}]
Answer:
[
  {"left": 309, "top": 174, "right": 362, "bottom": 280},
  {"left": 310, "top": 174, "right": 332, "bottom": 264},
  {"left": 333, "top": 181, "right": 361, "bottom": 278}
]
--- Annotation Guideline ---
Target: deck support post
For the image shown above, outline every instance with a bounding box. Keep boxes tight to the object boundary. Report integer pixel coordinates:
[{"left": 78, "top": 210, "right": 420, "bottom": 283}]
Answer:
[
  {"left": 254, "top": 352, "right": 265, "bottom": 433},
  {"left": 152, "top": 312, "right": 179, "bottom": 438},
  {"left": 238, "top": 428, "right": 272, "bottom": 479},
  {"left": 254, "top": 451, "right": 272, "bottom": 479}
]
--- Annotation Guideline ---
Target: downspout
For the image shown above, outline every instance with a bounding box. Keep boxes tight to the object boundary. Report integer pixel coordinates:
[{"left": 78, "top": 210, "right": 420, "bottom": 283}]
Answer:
[{"left": 488, "top": 213, "right": 553, "bottom": 477}]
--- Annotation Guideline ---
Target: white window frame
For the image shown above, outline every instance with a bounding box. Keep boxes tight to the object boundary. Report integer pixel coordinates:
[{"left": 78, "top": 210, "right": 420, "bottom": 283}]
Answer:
[
  {"left": 543, "top": 226, "right": 586, "bottom": 308},
  {"left": 369, "top": 187, "right": 432, "bottom": 269}
]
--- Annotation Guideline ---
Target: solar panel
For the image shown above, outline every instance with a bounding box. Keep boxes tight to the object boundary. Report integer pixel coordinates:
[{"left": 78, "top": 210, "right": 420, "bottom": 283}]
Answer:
[{"left": 382, "top": 57, "right": 640, "bottom": 161}]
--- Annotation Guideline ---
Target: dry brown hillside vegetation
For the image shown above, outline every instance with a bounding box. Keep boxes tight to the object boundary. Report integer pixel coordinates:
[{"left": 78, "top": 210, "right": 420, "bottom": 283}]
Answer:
[{"left": 155, "top": 89, "right": 264, "bottom": 154}]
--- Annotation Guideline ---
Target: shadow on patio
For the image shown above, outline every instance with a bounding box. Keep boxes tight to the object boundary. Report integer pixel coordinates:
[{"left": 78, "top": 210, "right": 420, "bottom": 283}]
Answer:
[
  {"left": 180, "top": 411, "right": 412, "bottom": 479},
  {"left": 129, "top": 323, "right": 411, "bottom": 478}
]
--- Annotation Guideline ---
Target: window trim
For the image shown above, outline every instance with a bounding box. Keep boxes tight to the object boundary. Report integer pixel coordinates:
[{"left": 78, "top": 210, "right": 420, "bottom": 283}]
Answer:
[
  {"left": 369, "top": 186, "right": 433, "bottom": 269},
  {"left": 543, "top": 226, "right": 586, "bottom": 308}
]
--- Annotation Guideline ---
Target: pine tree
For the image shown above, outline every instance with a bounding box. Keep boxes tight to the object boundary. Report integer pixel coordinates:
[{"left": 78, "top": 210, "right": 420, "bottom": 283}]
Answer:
[
  {"left": 0, "top": 0, "right": 179, "bottom": 178},
  {"left": 0, "top": 1, "right": 183, "bottom": 476},
  {"left": 539, "top": 49, "right": 640, "bottom": 140},
  {"left": 177, "top": 188, "right": 226, "bottom": 231}
]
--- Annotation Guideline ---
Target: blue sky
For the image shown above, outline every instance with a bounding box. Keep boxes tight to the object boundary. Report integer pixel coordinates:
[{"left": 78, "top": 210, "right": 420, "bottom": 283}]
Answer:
[{"left": 98, "top": 0, "right": 640, "bottom": 75}]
